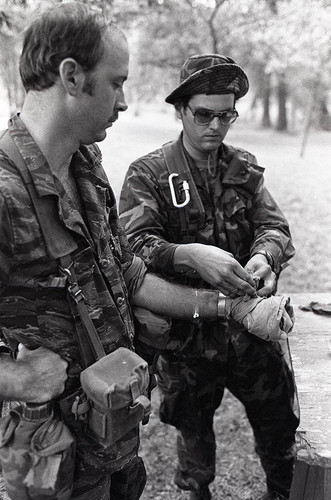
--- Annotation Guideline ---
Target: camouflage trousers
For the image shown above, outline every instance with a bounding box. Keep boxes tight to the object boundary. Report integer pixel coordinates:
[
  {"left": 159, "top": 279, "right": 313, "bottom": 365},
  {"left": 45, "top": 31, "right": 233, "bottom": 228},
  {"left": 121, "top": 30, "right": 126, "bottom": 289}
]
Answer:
[
  {"left": 57, "top": 393, "right": 147, "bottom": 500},
  {"left": 157, "top": 321, "right": 299, "bottom": 499},
  {"left": 71, "top": 455, "right": 146, "bottom": 500}
]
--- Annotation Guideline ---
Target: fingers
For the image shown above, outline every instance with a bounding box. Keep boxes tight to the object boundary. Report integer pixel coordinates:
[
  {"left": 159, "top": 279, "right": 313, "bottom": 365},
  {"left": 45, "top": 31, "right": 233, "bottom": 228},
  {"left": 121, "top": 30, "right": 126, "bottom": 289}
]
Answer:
[
  {"left": 256, "top": 277, "right": 277, "bottom": 296},
  {"left": 280, "top": 309, "right": 294, "bottom": 334},
  {"left": 220, "top": 263, "right": 257, "bottom": 297},
  {"left": 220, "top": 277, "right": 256, "bottom": 298},
  {"left": 235, "top": 265, "right": 257, "bottom": 288}
]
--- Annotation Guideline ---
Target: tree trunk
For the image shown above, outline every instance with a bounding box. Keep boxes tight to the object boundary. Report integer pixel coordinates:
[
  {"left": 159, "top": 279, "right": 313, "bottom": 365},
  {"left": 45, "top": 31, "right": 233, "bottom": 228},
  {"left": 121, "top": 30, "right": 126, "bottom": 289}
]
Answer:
[
  {"left": 276, "top": 74, "right": 287, "bottom": 131},
  {"left": 300, "top": 91, "right": 314, "bottom": 158},
  {"left": 262, "top": 73, "right": 272, "bottom": 128}
]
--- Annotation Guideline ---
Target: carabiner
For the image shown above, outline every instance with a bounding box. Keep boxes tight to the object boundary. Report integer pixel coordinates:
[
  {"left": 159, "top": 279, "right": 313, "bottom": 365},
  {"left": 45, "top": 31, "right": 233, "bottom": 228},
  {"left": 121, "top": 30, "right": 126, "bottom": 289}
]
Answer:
[{"left": 168, "top": 173, "right": 190, "bottom": 208}]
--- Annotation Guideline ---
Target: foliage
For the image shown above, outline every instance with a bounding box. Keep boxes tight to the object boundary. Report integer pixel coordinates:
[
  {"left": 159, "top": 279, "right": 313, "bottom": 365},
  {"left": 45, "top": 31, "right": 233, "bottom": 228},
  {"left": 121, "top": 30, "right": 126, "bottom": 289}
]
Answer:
[{"left": 0, "top": 0, "right": 330, "bottom": 131}]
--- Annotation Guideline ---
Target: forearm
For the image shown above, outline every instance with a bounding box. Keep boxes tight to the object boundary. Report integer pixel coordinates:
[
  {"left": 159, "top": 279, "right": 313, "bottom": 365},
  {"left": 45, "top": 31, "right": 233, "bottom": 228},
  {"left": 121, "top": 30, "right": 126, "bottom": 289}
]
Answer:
[
  {"left": 132, "top": 272, "right": 225, "bottom": 320},
  {"left": 0, "top": 354, "right": 35, "bottom": 401},
  {"left": 173, "top": 243, "right": 201, "bottom": 271},
  {"left": 132, "top": 273, "right": 293, "bottom": 342},
  {"left": 0, "top": 346, "right": 68, "bottom": 403}
]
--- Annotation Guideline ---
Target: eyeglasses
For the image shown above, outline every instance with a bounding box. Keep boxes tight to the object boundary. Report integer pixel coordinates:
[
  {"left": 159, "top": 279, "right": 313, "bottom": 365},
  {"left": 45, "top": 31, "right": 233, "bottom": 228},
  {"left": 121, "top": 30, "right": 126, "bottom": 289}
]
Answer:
[{"left": 187, "top": 104, "right": 239, "bottom": 126}]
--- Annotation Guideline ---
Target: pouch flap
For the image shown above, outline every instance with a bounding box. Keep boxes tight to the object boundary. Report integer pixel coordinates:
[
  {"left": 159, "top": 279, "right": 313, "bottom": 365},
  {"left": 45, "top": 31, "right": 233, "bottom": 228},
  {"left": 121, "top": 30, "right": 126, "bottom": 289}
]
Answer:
[
  {"left": 133, "top": 307, "right": 172, "bottom": 349},
  {"left": 222, "top": 188, "right": 246, "bottom": 218},
  {"left": 0, "top": 412, "right": 20, "bottom": 448},
  {"left": 80, "top": 347, "right": 150, "bottom": 410},
  {"left": 30, "top": 413, "right": 75, "bottom": 456},
  {"left": 129, "top": 395, "right": 151, "bottom": 417}
]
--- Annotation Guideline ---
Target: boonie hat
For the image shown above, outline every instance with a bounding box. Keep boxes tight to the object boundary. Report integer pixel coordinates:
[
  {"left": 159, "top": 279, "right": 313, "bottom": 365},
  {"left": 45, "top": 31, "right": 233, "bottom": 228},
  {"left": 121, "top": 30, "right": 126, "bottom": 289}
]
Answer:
[{"left": 165, "top": 54, "right": 249, "bottom": 104}]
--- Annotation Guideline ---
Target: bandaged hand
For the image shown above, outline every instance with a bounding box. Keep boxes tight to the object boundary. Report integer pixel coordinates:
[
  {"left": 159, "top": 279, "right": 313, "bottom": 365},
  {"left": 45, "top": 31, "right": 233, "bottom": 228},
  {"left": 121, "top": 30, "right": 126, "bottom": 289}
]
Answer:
[{"left": 224, "top": 295, "right": 295, "bottom": 341}]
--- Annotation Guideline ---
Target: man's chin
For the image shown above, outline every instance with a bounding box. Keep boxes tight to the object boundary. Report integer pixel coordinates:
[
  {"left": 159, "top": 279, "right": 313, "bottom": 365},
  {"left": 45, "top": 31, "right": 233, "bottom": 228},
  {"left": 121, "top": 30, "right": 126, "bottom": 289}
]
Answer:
[
  {"left": 80, "top": 129, "right": 107, "bottom": 146},
  {"left": 94, "top": 129, "right": 108, "bottom": 143}
]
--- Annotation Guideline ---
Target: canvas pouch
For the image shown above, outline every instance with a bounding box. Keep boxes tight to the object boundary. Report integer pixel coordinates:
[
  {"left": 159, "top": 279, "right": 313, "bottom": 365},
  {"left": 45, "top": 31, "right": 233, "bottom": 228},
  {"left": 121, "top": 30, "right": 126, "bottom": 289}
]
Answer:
[
  {"left": 80, "top": 347, "right": 151, "bottom": 447},
  {"left": 0, "top": 404, "right": 75, "bottom": 500}
]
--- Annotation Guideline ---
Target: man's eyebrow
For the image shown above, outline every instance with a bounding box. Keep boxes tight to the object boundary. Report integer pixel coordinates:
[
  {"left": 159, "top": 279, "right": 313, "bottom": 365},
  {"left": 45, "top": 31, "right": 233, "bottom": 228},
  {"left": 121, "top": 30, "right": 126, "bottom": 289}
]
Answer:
[{"left": 194, "top": 106, "right": 233, "bottom": 112}]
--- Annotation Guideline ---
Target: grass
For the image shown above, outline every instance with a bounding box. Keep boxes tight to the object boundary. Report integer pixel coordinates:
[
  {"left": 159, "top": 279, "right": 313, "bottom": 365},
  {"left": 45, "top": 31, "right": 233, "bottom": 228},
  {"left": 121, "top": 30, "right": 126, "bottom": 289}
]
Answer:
[
  {"left": 100, "top": 105, "right": 331, "bottom": 294},
  {"left": 1, "top": 104, "right": 331, "bottom": 499},
  {"left": 98, "top": 106, "right": 331, "bottom": 499}
]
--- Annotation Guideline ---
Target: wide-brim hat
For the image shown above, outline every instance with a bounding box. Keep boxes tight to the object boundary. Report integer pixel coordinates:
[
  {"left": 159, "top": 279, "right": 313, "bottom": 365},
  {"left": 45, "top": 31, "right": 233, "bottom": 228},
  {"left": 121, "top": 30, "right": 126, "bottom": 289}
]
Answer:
[{"left": 165, "top": 54, "right": 249, "bottom": 104}]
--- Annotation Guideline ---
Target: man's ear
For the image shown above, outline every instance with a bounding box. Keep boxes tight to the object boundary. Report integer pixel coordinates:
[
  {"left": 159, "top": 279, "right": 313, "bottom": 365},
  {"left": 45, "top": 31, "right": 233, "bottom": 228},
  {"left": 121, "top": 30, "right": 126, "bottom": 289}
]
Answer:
[
  {"left": 175, "top": 106, "right": 183, "bottom": 121},
  {"left": 59, "top": 58, "right": 84, "bottom": 96}
]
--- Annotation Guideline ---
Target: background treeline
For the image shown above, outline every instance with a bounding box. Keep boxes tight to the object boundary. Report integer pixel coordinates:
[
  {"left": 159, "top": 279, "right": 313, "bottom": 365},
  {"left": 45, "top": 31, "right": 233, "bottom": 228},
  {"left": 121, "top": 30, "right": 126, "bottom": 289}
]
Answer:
[{"left": 0, "top": 0, "right": 331, "bottom": 135}]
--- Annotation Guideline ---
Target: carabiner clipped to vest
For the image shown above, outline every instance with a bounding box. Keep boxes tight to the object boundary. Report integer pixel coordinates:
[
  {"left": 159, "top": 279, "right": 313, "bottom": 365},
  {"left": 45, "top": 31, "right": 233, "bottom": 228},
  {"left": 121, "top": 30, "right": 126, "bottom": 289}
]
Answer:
[{"left": 168, "top": 173, "right": 190, "bottom": 208}]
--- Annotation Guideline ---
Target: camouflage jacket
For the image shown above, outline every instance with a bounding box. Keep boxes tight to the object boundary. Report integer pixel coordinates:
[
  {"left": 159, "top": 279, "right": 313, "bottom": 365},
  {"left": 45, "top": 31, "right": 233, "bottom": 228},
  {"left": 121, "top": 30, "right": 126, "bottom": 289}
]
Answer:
[
  {"left": 0, "top": 115, "right": 147, "bottom": 469},
  {"left": 119, "top": 134, "right": 295, "bottom": 283}
]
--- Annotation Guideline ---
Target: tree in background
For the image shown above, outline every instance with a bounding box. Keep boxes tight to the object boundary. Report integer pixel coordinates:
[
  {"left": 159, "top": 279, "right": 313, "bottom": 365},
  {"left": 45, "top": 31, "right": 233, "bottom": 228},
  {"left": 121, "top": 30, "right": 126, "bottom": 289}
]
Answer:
[
  {"left": 0, "top": 0, "right": 330, "bottom": 134},
  {"left": 134, "top": 0, "right": 331, "bottom": 132},
  {"left": 0, "top": 0, "right": 28, "bottom": 113}
]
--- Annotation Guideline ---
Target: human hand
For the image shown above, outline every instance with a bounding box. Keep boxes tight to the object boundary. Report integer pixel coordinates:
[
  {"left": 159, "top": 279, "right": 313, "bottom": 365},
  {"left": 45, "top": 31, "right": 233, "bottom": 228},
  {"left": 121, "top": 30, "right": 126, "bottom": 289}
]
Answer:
[
  {"left": 188, "top": 244, "right": 257, "bottom": 297},
  {"left": 16, "top": 345, "right": 68, "bottom": 402},
  {"left": 225, "top": 295, "right": 295, "bottom": 341},
  {"left": 245, "top": 254, "right": 276, "bottom": 296}
]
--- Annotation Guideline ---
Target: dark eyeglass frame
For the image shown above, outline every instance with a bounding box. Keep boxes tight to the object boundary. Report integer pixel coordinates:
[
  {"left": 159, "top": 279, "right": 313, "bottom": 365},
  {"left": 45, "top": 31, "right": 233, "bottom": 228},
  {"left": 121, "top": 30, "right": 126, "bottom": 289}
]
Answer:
[{"left": 187, "top": 104, "right": 239, "bottom": 126}]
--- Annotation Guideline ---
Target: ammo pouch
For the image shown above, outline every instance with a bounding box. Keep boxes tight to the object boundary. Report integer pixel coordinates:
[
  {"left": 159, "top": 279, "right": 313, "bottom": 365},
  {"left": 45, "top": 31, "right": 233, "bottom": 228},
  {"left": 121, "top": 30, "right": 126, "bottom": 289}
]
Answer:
[
  {"left": 80, "top": 347, "right": 151, "bottom": 447},
  {"left": 0, "top": 403, "right": 75, "bottom": 500},
  {"left": 133, "top": 306, "right": 172, "bottom": 351}
]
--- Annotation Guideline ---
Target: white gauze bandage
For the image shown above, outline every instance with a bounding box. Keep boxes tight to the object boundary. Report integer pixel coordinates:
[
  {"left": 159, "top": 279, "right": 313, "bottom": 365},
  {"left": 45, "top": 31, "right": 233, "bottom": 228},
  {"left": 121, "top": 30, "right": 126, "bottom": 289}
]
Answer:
[{"left": 225, "top": 295, "right": 295, "bottom": 341}]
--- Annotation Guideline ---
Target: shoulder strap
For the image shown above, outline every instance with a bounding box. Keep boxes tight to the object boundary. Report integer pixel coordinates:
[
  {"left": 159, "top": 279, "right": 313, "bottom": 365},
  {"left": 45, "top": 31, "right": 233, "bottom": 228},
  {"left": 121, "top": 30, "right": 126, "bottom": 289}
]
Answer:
[
  {"left": 162, "top": 140, "right": 205, "bottom": 242},
  {"left": 0, "top": 130, "right": 105, "bottom": 367},
  {"left": 0, "top": 130, "right": 78, "bottom": 259}
]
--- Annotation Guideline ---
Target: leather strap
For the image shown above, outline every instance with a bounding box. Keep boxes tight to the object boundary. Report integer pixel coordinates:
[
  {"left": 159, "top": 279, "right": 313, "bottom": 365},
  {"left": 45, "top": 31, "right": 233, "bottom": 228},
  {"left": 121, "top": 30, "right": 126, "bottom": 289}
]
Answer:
[
  {"left": 0, "top": 130, "right": 78, "bottom": 259},
  {"left": 0, "top": 130, "right": 105, "bottom": 367},
  {"left": 21, "top": 401, "right": 52, "bottom": 421}
]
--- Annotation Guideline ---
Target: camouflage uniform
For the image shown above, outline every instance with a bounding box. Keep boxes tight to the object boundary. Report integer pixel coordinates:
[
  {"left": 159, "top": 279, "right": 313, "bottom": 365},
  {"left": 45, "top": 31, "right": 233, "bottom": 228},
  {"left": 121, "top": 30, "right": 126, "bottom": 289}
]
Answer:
[
  {"left": 0, "top": 115, "right": 147, "bottom": 499},
  {"left": 119, "top": 135, "right": 299, "bottom": 498}
]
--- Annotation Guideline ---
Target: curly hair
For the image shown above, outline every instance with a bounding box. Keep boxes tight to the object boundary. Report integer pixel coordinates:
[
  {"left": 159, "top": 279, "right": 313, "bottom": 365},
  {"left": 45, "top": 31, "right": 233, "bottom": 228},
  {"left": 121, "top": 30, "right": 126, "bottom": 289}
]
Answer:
[{"left": 19, "top": 2, "right": 109, "bottom": 92}]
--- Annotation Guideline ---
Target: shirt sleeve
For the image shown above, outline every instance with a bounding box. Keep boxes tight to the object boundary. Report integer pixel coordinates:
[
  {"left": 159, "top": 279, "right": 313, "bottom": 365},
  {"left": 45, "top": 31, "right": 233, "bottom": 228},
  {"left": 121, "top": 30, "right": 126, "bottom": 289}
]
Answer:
[
  {"left": 119, "top": 162, "right": 179, "bottom": 275},
  {"left": 248, "top": 178, "right": 295, "bottom": 273},
  {"left": 0, "top": 192, "right": 14, "bottom": 293}
]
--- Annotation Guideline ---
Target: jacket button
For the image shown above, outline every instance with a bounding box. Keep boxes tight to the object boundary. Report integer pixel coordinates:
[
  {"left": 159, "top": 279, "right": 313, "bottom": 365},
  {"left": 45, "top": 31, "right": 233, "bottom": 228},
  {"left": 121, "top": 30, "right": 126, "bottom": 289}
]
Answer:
[
  {"left": 100, "top": 259, "right": 109, "bottom": 269},
  {"left": 116, "top": 296, "right": 125, "bottom": 306}
]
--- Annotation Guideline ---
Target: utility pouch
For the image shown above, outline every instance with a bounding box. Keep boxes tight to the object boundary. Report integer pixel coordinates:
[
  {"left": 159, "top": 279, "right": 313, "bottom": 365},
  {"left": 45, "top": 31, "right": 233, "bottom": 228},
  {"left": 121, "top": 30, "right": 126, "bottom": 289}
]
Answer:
[
  {"left": 80, "top": 347, "right": 151, "bottom": 447},
  {"left": 0, "top": 403, "right": 75, "bottom": 500},
  {"left": 133, "top": 306, "right": 172, "bottom": 351}
]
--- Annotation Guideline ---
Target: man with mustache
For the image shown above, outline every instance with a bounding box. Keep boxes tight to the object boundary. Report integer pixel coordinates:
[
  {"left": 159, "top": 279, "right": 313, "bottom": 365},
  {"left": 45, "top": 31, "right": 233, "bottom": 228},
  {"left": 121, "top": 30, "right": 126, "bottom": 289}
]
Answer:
[
  {"left": 0, "top": 5, "right": 294, "bottom": 499},
  {"left": 119, "top": 54, "right": 299, "bottom": 500},
  {"left": 0, "top": 5, "right": 233, "bottom": 498}
]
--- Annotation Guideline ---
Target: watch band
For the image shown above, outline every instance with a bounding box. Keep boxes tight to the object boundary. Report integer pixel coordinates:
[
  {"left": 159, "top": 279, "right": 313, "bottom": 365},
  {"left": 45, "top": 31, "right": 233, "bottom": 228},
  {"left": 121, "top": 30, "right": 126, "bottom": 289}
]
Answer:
[{"left": 217, "top": 292, "right": 226, "bottom": 317}]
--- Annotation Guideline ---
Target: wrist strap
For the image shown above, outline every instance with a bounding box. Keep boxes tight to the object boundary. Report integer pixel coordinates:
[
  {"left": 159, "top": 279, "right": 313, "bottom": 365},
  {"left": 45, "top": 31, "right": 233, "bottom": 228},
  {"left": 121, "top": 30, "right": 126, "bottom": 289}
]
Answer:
[{"left": 217, "top": 292, "right": 226, "bottom": 317}]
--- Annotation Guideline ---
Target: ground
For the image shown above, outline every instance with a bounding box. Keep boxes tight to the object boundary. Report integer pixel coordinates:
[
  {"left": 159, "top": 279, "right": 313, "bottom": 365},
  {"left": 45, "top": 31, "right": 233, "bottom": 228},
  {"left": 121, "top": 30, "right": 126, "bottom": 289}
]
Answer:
[
  {"left": 139, "top": 388, "right": 266, "bottom": 500},
  {"left": 0, "top": 105, "right": 330, "bottom": 499}
]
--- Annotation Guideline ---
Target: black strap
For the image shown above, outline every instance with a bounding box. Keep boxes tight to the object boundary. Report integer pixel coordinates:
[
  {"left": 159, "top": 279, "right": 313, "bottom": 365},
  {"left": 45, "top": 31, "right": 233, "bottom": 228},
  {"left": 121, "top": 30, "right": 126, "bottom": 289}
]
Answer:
[
  {"left": 162, "top": 140, "right": 205, "bottom": 243},
  {"left": 0, "top": 130, "right": 78, "bottom": 259},
  {"left": 0, "top": 130, "right": 105, "bottom": 367}
]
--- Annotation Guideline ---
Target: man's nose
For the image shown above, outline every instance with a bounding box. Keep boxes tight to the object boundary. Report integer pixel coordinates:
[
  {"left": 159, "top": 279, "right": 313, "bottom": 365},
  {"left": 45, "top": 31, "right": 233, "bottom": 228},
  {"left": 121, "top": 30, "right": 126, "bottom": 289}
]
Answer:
[
  {"left": 209, "top": 116, "right": 222, "bottom": 130},
  {"left": 116, "top": 89, "right": 128, "bottom": 112}
]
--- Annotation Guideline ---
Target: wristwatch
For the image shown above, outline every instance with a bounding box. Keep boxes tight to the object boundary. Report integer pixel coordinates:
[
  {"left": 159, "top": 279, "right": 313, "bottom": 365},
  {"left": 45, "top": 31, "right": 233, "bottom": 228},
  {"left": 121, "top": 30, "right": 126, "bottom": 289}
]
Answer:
[{"left": 217, "top": 292, "right": 226, "bottom": 317}]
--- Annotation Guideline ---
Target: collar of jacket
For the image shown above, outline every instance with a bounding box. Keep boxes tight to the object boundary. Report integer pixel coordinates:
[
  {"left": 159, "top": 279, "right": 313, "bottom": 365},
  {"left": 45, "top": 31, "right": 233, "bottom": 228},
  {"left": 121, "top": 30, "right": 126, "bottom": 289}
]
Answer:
[
  {"left": 220, "top": 143, "right": 264, "bottom": 189},
  {"left": 178, "top": 134, "right": 265, "bottom": 198},
  {"left": 8, "top": 115, "right": 113, "bottom": 247}
]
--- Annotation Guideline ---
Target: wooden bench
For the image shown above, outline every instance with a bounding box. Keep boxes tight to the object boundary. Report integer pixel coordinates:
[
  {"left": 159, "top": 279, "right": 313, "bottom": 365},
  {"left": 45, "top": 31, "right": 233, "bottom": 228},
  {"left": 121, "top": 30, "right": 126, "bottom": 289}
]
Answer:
[{"left": 288, "top": 293, "right": 331, "bottom": 500}]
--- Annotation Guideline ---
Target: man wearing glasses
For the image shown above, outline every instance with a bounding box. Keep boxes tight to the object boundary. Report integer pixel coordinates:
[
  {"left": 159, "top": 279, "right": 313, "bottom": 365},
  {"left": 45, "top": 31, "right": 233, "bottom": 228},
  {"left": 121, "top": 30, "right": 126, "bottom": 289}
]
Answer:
[{"left": 119, "top": 54, "right": 298, "bottom": 500}]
